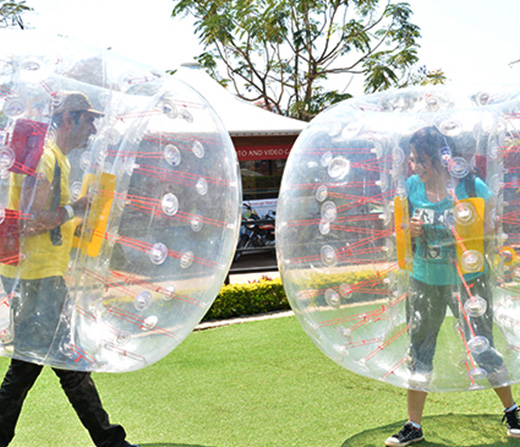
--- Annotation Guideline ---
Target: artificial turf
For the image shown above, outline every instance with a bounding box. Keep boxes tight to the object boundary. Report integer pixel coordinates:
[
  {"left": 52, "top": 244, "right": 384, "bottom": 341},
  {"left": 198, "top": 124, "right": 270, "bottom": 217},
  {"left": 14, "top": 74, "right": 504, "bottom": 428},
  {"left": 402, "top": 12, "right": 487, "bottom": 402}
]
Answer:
[{"left": 2, "top": 316, "right": 519, "bottom": 446}]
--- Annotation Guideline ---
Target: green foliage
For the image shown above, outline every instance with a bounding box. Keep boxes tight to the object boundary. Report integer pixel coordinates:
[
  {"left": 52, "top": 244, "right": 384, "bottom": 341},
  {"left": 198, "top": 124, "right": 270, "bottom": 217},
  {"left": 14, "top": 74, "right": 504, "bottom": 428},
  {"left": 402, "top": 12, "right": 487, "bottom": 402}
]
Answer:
[
  {"left": 290, "top": 88, "right": 353, "bottom": 120},
  {"left": 300, "top": 268, "right": 382, "bottom": 291},
  {"left": 204, "top": 268, "right": 380, "bottom": 322},
  {"left": 171, "top": 0, "right": 434, "bottom": 120},
  {"left": 400, "top": 65, "right": 447, "bottom": 88},
  {"left": 203, "top": 276, "right": 289, "bottom": 321},
  {"left": 0, "top": 0, "right": 31, "bottom": 29}
]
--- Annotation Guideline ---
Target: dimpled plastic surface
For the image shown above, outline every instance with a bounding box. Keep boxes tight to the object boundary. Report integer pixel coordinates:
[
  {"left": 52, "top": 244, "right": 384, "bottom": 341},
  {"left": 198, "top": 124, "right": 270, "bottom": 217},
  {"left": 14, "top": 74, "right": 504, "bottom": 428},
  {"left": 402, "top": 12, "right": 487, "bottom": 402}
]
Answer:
[
  {"left": 276, "top": 85, "right": 520, "bottom": 392},
  {"left": 0, "top": 30, "right": 241, "bottom": 372}
]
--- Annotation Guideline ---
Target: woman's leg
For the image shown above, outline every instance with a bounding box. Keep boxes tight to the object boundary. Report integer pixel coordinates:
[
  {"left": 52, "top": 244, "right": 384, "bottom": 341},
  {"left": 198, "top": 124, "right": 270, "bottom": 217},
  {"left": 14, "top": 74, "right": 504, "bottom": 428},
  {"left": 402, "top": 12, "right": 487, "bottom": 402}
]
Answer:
[
  {"left": 457, "top": 274, "right": 509, "bottom": 386},
  {"left": 494, "top": 386, "right": 515, "bottom": 408},
  {"left": 406, "top": 279, "right": 449, "bottom": 377},
  {"left": 407, "top": 389, "right": 428, "bottom": 425}
]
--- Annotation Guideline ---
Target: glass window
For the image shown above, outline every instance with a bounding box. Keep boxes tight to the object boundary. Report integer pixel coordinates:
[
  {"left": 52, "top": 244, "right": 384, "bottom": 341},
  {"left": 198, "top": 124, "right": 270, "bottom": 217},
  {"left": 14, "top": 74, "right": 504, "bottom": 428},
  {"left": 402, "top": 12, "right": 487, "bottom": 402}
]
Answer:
[{"left": 240, "top": 159, "right": 286, "bottom": 200}]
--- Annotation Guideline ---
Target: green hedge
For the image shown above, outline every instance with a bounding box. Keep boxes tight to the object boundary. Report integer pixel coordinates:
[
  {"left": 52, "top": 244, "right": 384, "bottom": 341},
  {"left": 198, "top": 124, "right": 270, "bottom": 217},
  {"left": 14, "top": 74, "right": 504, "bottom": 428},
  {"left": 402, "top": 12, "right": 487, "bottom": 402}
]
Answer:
[
  {"left": 203, "top": 268, "right": 384, "bottom": 322},
  {"left": 203, "top": 276, "right": 289, "bottom": 322}
]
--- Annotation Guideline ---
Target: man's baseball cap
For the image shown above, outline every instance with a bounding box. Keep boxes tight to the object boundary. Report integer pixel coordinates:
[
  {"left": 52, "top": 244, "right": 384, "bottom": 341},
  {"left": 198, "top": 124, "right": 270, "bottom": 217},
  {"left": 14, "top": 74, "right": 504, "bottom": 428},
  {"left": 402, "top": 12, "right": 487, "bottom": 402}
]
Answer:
[{"left": 53, "top": 91, "right": 104, "bottom": 117}]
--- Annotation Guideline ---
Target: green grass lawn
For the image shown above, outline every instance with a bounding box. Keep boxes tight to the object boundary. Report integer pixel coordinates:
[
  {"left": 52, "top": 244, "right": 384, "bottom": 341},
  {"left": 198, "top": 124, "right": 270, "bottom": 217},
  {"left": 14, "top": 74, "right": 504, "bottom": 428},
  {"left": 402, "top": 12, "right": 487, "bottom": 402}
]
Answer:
[{"left": 3, "top": 316, "right": 520, "bottom": 447}]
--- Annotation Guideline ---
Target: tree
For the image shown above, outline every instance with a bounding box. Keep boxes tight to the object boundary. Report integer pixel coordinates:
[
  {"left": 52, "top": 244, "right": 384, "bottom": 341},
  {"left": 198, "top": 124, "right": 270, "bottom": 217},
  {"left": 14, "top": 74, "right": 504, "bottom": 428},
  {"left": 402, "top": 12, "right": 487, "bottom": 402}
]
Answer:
[
  {"left": 399, "top": 64, "right": 446, "bottom": 89},
  {"left": 0, "top": 0, "right": 32, "bottom": 29},
  {"left": 171, "top": 0, "right": 431, "bottom": 121}
]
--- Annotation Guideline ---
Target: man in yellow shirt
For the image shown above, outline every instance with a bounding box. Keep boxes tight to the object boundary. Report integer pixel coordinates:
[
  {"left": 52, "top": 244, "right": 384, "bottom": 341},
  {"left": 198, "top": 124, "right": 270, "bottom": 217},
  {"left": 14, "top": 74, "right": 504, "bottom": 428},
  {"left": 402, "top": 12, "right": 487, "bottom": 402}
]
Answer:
[{"left": 0, "top": 92, "right": 140, "bottom": 447}]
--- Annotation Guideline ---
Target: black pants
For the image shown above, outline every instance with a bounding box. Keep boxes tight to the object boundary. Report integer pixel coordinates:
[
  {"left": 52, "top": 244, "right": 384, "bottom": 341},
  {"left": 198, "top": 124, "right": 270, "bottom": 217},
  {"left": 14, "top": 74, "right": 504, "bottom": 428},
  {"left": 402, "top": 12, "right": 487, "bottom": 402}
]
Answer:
[
  {"left": 0, "top": 276, "right": 127, "bottom": 447},
  {"left": 0, "top": 359, "right": 126, "bottom": 447},
  {"left": 406, "top": 274, "right": 504, "bottom": 376}
]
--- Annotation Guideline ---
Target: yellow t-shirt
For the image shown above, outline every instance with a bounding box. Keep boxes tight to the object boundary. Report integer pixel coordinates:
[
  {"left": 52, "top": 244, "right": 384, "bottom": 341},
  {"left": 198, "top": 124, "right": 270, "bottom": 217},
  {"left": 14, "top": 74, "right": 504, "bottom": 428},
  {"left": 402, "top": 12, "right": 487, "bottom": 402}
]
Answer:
[{"left": 1, "top": 141, "right": 74, "bottom": 280}]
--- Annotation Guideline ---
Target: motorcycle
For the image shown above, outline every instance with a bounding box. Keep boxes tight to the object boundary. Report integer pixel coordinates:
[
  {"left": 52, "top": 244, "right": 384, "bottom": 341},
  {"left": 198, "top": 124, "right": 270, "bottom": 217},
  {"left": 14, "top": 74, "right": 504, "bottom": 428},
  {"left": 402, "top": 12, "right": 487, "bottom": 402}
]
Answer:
[{"left": 234, "top": 204, "right": 276, "bottom": 261}]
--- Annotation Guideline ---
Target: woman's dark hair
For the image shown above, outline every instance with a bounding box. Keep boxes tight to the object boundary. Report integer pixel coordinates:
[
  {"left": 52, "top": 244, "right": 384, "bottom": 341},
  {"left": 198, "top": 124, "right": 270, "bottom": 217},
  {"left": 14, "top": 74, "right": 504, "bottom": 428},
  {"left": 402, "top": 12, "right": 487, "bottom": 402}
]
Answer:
[
  {"left": 410, "top": 126, "right": 477, "bottom": 196},
  {"left": 410, "top": 126, "right": 447, "bottom": 171}
]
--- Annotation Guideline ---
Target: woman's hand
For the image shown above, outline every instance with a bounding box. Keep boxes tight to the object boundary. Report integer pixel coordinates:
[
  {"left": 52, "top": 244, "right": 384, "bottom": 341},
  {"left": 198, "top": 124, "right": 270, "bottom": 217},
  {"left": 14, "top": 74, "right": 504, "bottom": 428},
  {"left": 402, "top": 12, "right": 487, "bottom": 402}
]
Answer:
[{"left": 409, "top": 216, "right": 423, "bottom": 238}]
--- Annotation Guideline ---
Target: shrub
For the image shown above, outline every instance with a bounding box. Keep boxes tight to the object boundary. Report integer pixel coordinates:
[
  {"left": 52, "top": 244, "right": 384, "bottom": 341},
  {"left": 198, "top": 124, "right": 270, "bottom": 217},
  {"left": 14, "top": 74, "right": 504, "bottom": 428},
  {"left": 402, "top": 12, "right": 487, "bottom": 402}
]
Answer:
[
  {"left": 203, "top": 276, "right": 289, "bottom": 321},
  {"left": 203, "top": 268, "right": 388, "bottom": 322}
]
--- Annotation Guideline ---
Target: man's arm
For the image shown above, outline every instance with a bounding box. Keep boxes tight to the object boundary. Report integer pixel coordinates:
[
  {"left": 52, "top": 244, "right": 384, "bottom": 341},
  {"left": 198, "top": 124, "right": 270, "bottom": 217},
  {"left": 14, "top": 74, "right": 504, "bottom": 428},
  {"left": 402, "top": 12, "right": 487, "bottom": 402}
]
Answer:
[
  {"left": 18, "top": 175, "right": 58, "bottom": 236},
  {"left": 18, "top": 175, "right": 88, "bottom": 237}
]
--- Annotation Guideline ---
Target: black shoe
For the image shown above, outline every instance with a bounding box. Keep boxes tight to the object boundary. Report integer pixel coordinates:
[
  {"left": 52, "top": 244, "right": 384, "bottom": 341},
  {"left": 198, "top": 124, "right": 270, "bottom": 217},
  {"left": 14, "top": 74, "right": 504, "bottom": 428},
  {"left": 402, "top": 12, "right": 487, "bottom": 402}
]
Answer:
[
  {"left": 385, "top": 422, "right": 424, "bottom": 447},
  {"left": 122, "top": 443, "right": 141, "bottom": 447},
  {"left": 503, "top": 407, "right": 520, "bottom": 438}
]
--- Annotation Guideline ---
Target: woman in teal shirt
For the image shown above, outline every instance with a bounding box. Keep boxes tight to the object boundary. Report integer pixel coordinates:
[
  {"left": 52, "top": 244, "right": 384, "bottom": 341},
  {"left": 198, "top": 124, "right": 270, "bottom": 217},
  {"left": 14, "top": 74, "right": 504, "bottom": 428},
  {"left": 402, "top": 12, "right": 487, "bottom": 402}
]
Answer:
[{"left": 386, "top": 127, "right": 519, "bottom": 446}]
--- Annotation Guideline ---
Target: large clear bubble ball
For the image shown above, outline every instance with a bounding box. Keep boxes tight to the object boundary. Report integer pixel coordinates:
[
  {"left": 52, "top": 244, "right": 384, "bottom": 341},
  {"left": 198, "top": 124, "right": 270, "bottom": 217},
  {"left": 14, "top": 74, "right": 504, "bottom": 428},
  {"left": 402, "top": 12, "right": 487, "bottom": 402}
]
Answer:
[
  {"left": 276, "top": 85, "right": 520, "bottom": 392},
  {"left": 0, "top": 30, "right": 241, "bottom": 372}
]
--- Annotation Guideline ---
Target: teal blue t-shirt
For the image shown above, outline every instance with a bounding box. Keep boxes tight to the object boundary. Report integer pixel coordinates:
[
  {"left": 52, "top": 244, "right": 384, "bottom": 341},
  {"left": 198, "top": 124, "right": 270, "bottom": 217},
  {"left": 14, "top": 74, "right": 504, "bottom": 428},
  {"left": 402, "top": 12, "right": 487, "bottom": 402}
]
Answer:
[{"left": 406, "top": 175, "right": 493, "bottom": 286}]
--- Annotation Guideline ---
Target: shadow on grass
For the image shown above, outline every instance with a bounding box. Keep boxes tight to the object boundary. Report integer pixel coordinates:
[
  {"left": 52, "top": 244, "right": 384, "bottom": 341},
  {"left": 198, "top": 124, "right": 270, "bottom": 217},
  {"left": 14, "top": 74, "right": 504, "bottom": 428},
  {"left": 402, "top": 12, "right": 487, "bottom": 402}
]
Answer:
[{"left": 341, "top": 414, "right": 520, "bottom": 447}]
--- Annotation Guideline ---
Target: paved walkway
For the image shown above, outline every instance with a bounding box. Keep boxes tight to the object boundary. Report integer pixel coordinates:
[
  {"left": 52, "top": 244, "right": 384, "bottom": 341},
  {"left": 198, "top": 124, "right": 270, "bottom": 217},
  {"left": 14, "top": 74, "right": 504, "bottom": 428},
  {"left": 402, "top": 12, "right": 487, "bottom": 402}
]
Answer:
[{"left": 196, "top": 309, "right": 293, "bottom": 331}]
